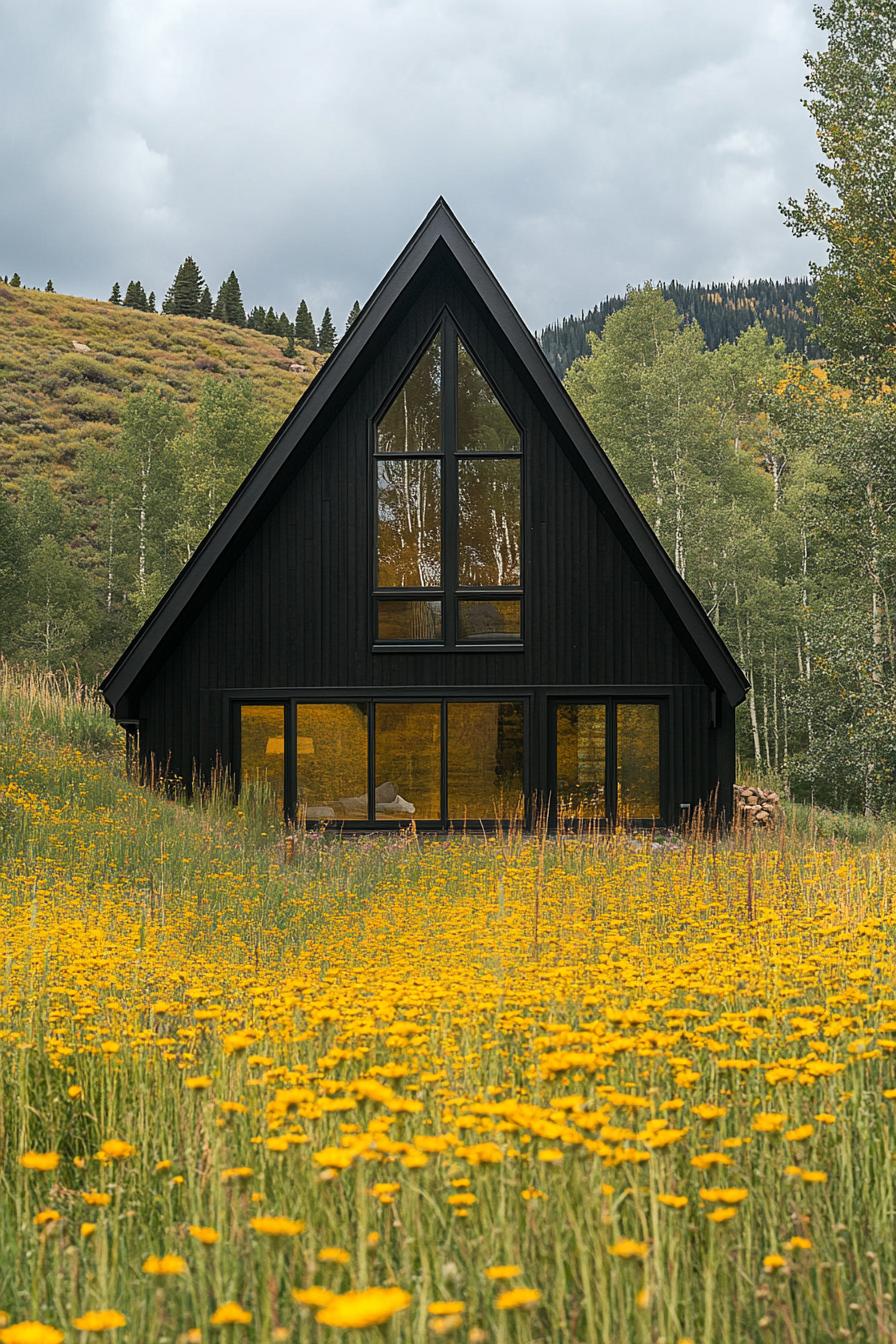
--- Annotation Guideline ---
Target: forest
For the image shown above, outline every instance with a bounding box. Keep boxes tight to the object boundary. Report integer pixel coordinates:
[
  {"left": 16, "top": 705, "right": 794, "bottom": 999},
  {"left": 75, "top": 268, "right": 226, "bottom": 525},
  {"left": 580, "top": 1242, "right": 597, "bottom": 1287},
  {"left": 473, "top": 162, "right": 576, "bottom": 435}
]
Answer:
[
  {"left": 1, "top": 0, "right": 894, "bottom": 814},
  {"left": 539, "top": 277, "right": 821, "bottom": 376}
]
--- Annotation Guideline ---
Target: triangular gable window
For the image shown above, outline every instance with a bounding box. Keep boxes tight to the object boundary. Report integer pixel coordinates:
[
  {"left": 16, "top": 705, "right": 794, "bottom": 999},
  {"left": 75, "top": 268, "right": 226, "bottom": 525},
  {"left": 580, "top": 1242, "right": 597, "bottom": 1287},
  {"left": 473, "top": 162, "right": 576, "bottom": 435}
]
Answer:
[{"left": 374, "top": 317, "right": 522, "bottom": 648}]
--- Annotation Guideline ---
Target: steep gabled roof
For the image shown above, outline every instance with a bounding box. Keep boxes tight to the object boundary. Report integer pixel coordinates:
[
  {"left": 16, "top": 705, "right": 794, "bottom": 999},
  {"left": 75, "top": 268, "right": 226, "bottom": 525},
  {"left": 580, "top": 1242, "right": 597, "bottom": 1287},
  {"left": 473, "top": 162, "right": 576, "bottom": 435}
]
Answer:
[{"left": 101, "top": 198, "right": 748, "bottom": 712}]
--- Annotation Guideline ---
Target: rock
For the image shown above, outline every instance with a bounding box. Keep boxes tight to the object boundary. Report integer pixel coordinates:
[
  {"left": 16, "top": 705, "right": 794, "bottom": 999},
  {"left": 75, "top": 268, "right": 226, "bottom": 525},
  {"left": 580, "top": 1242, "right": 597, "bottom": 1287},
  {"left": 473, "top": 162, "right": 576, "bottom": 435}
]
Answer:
[{"left": 72, "top": 340, "right": 91, "bottom": 353}]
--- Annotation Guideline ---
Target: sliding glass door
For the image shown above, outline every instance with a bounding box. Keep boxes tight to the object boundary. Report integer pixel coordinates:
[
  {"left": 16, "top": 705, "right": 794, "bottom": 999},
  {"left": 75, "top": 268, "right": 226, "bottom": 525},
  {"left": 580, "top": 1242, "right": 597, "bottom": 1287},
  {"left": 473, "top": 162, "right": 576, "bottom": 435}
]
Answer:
[{"left": 553, "top": 699, "right": 663, "bottom": 825}]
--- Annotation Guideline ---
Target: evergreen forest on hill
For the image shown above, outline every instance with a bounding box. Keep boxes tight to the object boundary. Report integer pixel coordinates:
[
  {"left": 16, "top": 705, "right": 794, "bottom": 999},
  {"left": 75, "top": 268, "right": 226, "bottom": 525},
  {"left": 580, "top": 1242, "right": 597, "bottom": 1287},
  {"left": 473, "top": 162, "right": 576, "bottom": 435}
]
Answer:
[{"left": 539, "top": 277, "right": 820, "bottom": 375}]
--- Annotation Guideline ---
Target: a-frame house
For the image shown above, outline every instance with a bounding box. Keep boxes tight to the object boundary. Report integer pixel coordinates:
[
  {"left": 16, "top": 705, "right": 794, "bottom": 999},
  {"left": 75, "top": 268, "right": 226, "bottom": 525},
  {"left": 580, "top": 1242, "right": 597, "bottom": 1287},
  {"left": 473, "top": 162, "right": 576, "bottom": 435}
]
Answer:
[{"left": 101, "top": 199, "right": 748, "bottom": 828}]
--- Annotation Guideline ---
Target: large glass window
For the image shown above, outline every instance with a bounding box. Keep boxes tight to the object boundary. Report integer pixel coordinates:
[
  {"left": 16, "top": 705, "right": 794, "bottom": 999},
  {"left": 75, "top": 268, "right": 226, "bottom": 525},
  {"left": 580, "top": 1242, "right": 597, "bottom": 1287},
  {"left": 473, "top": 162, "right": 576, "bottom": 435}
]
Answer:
[
  {"left": 297, "top": 703, "right": 368, "bottom": 820},
  {"left": 373, "top": 319, "right": 522, "bottom": 647},
  {"left": 554, "top": 701, "right": 662, "bottom": 823},
  {"left": 555, "top": 704, "right": 607, "bottom": 820},
  {"left": 617, "top": 703, "right": 661, "bottom": 819},
  {"left": 241, "top": 698, "right": 526, "bottom": 825},
  {"left": 447, "top": 701, "right": 524, "bottom": 821},
  {"left": 239, "top": 705, "right": 285, "bottom": 810},
  {"left": 374, "top": 702, "right": 441, "bottom": 820}
]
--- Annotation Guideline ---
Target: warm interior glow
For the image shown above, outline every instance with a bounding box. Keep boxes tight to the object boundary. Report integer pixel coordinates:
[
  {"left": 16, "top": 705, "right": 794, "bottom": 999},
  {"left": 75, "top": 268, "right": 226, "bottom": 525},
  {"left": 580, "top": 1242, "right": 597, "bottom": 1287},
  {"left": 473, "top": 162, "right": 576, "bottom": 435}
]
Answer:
[
  {"left": 296, "top": 703, "right": 369, "bottom": 821},
  {"left": 374, "top": 702, "right": 441, "bottom": 820},
  {"left": 240, "top": 705, "right": 285, "bottom": 809},
  {"left": 617, "top": 702, "right": 660, "bottom": 819},
  {"left": 447, "top": 701, "right": 524, "bottom": 821}
]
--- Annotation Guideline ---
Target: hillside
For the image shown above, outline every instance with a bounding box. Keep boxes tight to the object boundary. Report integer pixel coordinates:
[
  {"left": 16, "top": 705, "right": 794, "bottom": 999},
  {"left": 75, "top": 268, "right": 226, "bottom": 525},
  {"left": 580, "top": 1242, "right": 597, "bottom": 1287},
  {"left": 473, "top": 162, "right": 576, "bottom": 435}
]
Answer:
[
  {"left": 539, "top": 277, "right": 820, "bottom": 376},
  {"left": 0, "top": 284, "right": 324, "bottom": 488}
]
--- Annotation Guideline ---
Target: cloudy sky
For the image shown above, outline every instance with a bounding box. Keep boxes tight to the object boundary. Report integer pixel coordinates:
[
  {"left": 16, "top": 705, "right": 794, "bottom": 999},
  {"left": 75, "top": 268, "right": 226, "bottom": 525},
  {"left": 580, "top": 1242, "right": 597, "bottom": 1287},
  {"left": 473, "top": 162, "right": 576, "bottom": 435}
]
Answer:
[{"left": 2, "top": 0, "right": 824, "bottom": 330}]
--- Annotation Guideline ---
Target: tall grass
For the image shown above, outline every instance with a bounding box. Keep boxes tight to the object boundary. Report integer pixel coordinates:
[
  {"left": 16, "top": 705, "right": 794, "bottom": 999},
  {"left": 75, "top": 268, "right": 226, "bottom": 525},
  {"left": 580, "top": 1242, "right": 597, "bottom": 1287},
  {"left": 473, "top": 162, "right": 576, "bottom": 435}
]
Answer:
[{"left": 1, "top": 665, "right": 895, "bottom": 1342}]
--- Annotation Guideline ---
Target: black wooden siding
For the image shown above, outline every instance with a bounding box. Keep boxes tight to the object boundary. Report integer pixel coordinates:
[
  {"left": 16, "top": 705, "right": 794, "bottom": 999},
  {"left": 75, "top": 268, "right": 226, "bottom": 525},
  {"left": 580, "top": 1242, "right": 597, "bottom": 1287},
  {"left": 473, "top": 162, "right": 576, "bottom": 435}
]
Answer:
[{"left": 135, "top": 251, "right": 730, "bottom": 820}]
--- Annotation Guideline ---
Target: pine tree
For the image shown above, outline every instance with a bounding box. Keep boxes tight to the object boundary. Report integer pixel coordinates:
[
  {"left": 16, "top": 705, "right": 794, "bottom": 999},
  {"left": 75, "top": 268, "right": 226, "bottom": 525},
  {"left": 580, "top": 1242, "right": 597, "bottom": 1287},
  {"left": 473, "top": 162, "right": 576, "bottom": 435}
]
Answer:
[
  {"left": 213, "top": 282, "right": 228, "bottom": 323},
  {"left": 294, "top": 299, "right": 317, "bottom": 349},
  {"left": 198, "top": 284, "right": 213, "bottom": 318},
  {"left": 163, "top": 256, "right": 204, "bottom": 317},
  {"left": 318, "top": 306, "right": 336, "bottom": 353},
  {"left": 45, "top": 279, "right": 54, "bottom": 293},
  {"left": 124, "top": 280, "right": 148, "bottom": 310},
  {"left": 10, "top": 274, "right": 21, "bottom": 287},
  {"left": 147, "top": 291, "right": 156, "bottom": 313},
  {"left": 110, "top": 282, "right": 122, "bottom": 304},
  {"left": 285, "top": 329, "right": 296, "bottom": 358},
  {"left": 223, "top": 271, "right": 246, "bottom": 327},
  {"left": 263, "top": 306, "right": 279, "bottom": 336},
  {"left": 247, "top": 305, "right": 266, "bottom": 331},
  {"left": 345, "top": 299, "right": 361, "bottom": 333}
]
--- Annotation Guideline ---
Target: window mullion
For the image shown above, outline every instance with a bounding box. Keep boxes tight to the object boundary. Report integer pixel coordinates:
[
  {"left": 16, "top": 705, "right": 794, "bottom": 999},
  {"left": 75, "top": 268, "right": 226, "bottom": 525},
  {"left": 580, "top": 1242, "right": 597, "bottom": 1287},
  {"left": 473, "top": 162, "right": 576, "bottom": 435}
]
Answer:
[{"left": 442, "top": 317, "right": 458, "bottom": 646}]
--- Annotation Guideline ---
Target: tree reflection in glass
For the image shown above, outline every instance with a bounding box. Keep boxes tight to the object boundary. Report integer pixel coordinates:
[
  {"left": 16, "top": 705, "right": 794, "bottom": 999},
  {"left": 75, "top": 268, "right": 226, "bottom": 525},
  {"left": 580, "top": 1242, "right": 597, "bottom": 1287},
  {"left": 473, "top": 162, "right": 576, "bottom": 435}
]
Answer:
[
  {"left": 457, "top": 341, "right": 519, "bottom": 453},
  {"left": 377, "top": 333, "right": 441, "bottom": 453},
  {"left": 457, "top": 458, "right": 520, "bottom": 587},
  {"left": 376, "top": 459, "right": 442, "bottom": 587}
]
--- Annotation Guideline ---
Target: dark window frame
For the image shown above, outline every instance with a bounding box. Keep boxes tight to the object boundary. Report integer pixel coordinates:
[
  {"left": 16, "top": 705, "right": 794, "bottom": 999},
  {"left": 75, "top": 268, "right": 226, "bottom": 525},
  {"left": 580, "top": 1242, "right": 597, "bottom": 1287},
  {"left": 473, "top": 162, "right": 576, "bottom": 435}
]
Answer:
[
  {"left": 369, "top": 309, "right": 525, "bottom": 652},
  {"left": 234, "top": 692, "right": 531, "bottom": 829}
]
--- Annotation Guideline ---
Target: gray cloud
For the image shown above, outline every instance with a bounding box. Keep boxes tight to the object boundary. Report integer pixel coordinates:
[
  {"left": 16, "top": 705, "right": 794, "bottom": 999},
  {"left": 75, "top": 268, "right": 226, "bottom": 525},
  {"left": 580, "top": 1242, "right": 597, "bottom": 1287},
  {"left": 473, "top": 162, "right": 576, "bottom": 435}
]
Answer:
[{"left": 1, "top": 0, "right": 824, "bottom": 329}]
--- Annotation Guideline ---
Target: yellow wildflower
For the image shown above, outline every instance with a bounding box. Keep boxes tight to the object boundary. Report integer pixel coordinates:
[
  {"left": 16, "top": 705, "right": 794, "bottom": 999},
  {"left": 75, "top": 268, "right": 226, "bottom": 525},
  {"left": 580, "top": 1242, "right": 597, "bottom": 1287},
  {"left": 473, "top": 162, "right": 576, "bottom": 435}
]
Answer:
[
  {"left": 71, "top": 1310, "right": 126, "bottom": 1333},
  {"left": 142, "top": 1254, "right": 187, "bottom": 1276},
  {"left": 249, "top": 1215, "right": 304, "bottom": 1237},
  {"left": 97, "top": 1140, "right": 134, "bottom": 1161},
  {"left": 19, "top": 1152, "right": 59, "bottom": 1172},
  {"left": 315, "top": 1287, "right": 411, "bottom": 1328},
  {"left": 495, "top": 1288, "right": 541, "bottom": 1310},
  {"left": 0, "top": 1324, "right": 64, "bottom": 1344},
  {"left": 608, "top": 1238, "right": 648, "bottom": 1259},
  {"left": 292, "top": 1287, "right": 335, "bottom": 1308},
  {"left": 318, "top": 1247, "right": 350, "bottom": 1264},
  {"left": 210, "top": 1303, "right": 252, "bottom": 1326}
]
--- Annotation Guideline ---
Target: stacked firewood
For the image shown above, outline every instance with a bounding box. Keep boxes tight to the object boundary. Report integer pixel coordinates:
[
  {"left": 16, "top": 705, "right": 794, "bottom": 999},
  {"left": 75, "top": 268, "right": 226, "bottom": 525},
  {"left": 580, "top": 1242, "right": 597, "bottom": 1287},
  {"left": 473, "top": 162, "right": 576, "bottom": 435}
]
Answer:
[{"left": 734, "top": 785, "right": 783, "bottom": 828}]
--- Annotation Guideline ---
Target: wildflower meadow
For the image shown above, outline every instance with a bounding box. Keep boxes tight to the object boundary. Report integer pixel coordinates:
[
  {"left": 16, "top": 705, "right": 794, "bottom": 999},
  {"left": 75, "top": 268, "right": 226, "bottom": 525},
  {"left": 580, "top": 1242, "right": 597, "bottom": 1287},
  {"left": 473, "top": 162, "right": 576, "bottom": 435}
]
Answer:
[{"left": 0, "top": 664, "right": 894, "bottom": 1343}]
